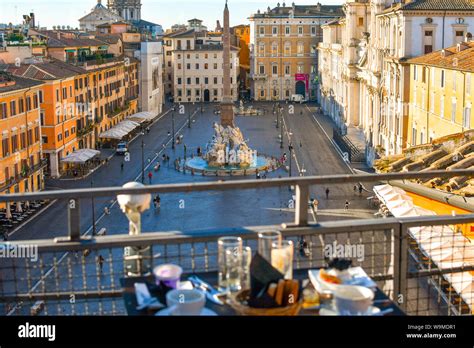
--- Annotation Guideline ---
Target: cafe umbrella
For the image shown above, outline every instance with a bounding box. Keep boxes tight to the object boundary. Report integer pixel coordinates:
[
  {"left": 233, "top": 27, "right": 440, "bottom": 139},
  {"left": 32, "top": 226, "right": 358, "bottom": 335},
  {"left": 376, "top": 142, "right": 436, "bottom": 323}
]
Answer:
[
  {"left": 5, "top": 202, "right": 12, "bottom": 220},
  {"left": 15, "top": 201, "right": 23, "bottom": 213}
]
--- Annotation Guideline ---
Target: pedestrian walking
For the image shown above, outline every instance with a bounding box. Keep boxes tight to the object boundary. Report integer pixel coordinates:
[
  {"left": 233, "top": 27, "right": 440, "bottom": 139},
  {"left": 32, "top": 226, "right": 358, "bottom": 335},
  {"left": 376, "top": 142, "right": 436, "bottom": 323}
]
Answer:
[
  {"left": 97, "top": 255, "right": 105, "bottom": 272},
  {"left": 148, "top": 171, "right": 153, "bottom": 184},
  {"left": 358, "top": 183, "right": 363, "bottom": 196},
  {"left": 2, "top": 230, "right": 8, "bottom": 241},
  {"left": 325, "top": 188, "right": 330, "bottom": 200},
  {"left": 104, "top": 207, "right": 110, "bottom": 215},
  {"left": 353, "top": 185, "right": 358, "bottom": 195},
  {"left": 345, "top": 200, "right": 350, "bottom": 211}
]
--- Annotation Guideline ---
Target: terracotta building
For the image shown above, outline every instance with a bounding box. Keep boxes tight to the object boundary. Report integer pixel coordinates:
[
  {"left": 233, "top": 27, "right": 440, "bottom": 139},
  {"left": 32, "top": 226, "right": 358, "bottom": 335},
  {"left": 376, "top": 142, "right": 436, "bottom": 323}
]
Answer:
[{"left": 0, "top": 73, "right": 45, "bottom": 198}]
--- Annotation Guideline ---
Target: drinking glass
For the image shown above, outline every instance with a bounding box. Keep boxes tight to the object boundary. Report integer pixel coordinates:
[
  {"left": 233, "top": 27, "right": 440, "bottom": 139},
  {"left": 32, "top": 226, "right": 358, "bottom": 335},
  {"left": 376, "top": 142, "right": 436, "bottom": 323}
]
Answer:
[
  {"left": 241, "top": 246, "right": 252, "bottom": 290},
  {"left": 271, "top": 240, "right": 294, "bottom": 279},
  {"left": 258, "top": 231, "right": 282, "bottom": 262},
  {"left": 218, "top": 236, "right": 242, "bottom": 292}
]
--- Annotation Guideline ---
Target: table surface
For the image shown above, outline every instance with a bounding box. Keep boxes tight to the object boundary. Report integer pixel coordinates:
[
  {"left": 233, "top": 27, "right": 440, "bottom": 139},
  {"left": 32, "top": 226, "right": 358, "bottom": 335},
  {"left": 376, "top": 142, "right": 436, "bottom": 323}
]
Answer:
[{"left": 120, "top": 268, "right": 405, "bottom": 316}]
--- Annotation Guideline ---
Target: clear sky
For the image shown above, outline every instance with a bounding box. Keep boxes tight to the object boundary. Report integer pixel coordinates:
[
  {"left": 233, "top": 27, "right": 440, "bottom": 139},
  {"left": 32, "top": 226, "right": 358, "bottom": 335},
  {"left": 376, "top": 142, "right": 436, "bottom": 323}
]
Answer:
[{"left": 0, "top": 0, "right": 342, "bottom": 30}]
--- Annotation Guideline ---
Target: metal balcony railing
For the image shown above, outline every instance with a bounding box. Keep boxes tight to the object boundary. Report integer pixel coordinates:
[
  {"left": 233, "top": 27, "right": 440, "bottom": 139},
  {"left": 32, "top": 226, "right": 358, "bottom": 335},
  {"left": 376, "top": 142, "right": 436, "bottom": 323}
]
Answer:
[{"left": 0, "top": 170, "right": 474, "bottom": 316}]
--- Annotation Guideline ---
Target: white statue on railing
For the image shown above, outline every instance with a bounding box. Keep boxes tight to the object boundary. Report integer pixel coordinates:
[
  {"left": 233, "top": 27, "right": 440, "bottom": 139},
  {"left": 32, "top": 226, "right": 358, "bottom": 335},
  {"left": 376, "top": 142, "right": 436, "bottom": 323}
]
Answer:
[{"left": 117, "top": 182, "right": 152, "bottom": 276}]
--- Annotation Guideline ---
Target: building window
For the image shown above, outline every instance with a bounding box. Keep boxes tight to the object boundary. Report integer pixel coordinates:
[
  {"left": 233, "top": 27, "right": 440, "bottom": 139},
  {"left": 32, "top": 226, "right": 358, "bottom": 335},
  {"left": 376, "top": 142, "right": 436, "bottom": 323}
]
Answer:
[
  {"left": 298, "top": 26, "right": 303, "bottom": 35},
  {"left": 453, "top": 71, "right": 457, "bottom": 91},
  {"left": 412, "top": 128, "right": 417, "bottom": 146},
  {"left": 38, "top": 90, "right": 43, "bottom": 103},
  {"left": 214, "top": 63, "right": 218, "bottom": 69},
  {"left": 205, "top": 63, "right": 209, "bottom": 69},
  {"left": 195, "top": 63, "right": 199, "bottom": 69},
  {"left": 272, "top": 65, "right": 278, "bottom": 75},
  {"left": 2, "top": 138, "right": 9, "bottom": 156},
  {"left": 285, "top": 65, "right": 290, "bottom": 75},
  {"left": 413, "top": 66, "right": 418, "bottom": 81},
  {"left": 284, "top": 42, "right": 291, "bottom": 56},
  {"left": 463, "top": 106, "right": 471, "bottom": 128},
  {"left": 285, "top": 26, "right": 290, "bottom": 35},
  {"left": 177, "top": 78, "right": 182, "bottom": 85},
  {"left": 11, "top": 134, "right": 18, "bottom": 152},
  {"left": 187, "top": 78, "right": 191, "bottom": 84},
  {"left": 18, "top": 99, "right": 24, "bottom": 113},
  {"left": 297, "top": 42, "right": 304, "bottom": 54},
  {"left": 452, "top": 99, "right": 457, "bottom": 122},
  {"left": 441, "top": 70, "right": 445, "bottom": 88},
  {"left": 259, "top": 65, "right": 265, "bottom": 74},
  {"left": 258, "top": 43, "right": 265, "bottom": 56},
  {"left": 272, "top": 26, "right": 278, "bottom": 35},
  {"left": 358, "top": 18, "right": 364, "bottom": 26},
  {"left": 456, "top": 30, "right": 464, "bottom": 37},
  {"left": 425, "top": 31, "right": 433, "bottom": 36},
  {"left": 10, "top": 101, "right": 16, "bottom": 116},
  {"left": 187, "top": 63, "right": 191, "bottom": 70},
  {"left": 424, "top": 45, "right": 433, "bottom": 54},
  {"left": 196, "top": 77, "right": 200, "bottom": 84},
  {"left": 259, "top": 26, "right": 264, "bottom": 35}
]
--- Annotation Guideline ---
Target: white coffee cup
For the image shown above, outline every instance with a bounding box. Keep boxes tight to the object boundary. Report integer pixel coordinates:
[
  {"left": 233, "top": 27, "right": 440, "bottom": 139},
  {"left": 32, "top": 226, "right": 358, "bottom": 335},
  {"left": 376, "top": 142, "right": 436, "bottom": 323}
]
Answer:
[
  {"left": 334, "top": 285, "right": 374, "bottom": 315},
  {"left": 166, "top": 289, "right": 206, "bottom": 316}
]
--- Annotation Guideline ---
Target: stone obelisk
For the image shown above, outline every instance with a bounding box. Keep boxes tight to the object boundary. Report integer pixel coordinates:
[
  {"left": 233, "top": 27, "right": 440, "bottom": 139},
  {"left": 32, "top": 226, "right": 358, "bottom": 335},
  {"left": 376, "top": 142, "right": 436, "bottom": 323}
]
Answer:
[{"left": 220, "top": 0, "right": 235, "bottom": 128}]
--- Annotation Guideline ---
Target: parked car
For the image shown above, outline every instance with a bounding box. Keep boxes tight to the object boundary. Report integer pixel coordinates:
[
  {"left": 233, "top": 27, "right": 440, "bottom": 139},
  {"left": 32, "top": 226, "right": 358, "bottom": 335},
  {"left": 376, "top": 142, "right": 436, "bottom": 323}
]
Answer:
[
  {"left": 291, "top": 94, "right": 306, "bottom": 103},
  {"left": 116, "top": 141, "right": 128, "bottom": 155}
]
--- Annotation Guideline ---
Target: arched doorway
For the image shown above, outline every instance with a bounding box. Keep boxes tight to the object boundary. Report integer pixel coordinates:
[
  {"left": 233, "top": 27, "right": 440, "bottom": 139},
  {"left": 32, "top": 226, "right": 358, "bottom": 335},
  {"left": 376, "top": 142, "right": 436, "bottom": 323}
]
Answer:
[
  {"left": 295, "top": 81, "right": 306, "bottom": 98},
  {"left": 204, "top": 89, "right": 210, "bottom": 102}
]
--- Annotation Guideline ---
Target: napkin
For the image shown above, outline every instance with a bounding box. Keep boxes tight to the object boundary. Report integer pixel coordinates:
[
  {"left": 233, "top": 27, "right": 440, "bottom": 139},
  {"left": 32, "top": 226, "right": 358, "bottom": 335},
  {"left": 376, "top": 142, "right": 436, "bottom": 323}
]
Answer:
[{"left": 249, "top": 253, "right": 284, "bottom": 299}]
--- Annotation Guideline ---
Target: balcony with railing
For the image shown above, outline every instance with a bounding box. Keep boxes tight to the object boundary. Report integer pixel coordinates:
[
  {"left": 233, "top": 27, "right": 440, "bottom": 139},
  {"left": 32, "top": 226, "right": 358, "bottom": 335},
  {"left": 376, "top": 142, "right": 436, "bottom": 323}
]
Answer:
[{"left": 1, "top": 170, "right": 474, "bottom": 316}]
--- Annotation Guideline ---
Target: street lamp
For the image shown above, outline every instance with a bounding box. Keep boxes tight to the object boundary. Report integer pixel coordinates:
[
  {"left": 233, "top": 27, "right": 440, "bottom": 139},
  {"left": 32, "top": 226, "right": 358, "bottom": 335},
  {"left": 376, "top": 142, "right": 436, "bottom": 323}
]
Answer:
[
  {"left": 91, "top": 180, "right": 96, "bottom": 236},
  {"left": 280, "top": 107, "right": 284, "bottom": 149},
  {"left": 172, "top": 107, "right": 176, "bottom": 150},
  {"left": 288, "top": 143, "right": 294, "bottom": 178},
  {"left": 200, "top": 84, "right": 204, "bottom": 113},
  {"left": 188, "top": 107, "right": 191, "bottom": 128},
  {"left": 141, "top": 138, "right": 145, "bottom": 184}
]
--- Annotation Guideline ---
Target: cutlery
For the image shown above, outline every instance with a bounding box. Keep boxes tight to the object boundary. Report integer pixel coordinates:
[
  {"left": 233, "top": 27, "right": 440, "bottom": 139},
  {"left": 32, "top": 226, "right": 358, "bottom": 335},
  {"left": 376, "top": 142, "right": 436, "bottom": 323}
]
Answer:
[{"left": 188, "top": 276, "right": 224, "bottom": 306}]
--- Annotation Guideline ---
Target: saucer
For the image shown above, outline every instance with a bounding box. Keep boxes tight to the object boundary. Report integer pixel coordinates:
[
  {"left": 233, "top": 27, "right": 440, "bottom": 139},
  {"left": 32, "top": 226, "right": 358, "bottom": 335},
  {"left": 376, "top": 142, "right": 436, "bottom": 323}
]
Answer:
[
  {"left": 319, "top": 306, "right": 381, "bottom": 316},
  {"left": 155, "top": 307, "right": 217, "bottom": 316}
]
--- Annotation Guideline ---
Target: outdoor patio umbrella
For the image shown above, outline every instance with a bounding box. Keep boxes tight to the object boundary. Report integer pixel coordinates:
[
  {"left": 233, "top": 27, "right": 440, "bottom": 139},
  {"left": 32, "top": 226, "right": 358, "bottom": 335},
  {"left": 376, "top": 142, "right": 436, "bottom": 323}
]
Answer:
[
  {"left": 392, "top": 205, "right": 435, "bottom": 218},
  {"left": 386, "top": 198, "right": 413, "bottom": 211},
  {"left": 5, "top": 202, "right": 12, "bottom": 220},
  {"left": 16, "top": 201, "right": 23, "bottom": 213},
  {"left": 373, "top": 184, "right": 406, "bottom": 200},
  {"left": 409, "top": 225, "right": 455, "bottom": 242}
]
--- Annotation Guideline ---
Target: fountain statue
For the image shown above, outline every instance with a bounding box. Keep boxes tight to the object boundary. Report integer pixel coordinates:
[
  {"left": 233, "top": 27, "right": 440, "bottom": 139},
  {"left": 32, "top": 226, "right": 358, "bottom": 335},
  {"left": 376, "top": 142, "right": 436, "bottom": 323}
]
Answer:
[{"left": 205, "top": 122, "right": 254, "bottom": 167}]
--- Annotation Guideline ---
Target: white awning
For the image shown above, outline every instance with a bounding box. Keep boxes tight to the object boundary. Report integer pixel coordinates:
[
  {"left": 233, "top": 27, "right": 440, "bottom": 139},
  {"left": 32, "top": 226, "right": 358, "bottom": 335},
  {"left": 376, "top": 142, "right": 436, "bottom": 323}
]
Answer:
[
  {"left": 61, "top": 149, "right": 101, "bottom": 164},
  {"left": 128, "top": 111, "right": 155, "bottom": 124},
  {"left": 99, "top": 120, "right": 140, "bottom": 140}
]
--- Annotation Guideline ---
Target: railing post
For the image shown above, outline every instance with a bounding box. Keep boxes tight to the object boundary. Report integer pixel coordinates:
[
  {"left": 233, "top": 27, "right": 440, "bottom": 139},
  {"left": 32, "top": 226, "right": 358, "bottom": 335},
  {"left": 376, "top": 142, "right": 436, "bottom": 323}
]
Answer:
[
  {"left": 294, "top": 184, "right": 309, "bottom": 226},
  {"left": 67, "top": 198, "right": 81, "bottom": 241},
  {"left": 393, "top": 222, "right": 408, "bottom": 312}
]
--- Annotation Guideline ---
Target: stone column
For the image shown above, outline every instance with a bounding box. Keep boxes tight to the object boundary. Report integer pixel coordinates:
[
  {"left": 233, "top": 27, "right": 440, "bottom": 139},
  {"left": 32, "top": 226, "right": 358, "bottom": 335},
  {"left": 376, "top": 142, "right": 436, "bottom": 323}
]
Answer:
[{"left": 220, "top": 1, "right": 235, "bottom": 128}]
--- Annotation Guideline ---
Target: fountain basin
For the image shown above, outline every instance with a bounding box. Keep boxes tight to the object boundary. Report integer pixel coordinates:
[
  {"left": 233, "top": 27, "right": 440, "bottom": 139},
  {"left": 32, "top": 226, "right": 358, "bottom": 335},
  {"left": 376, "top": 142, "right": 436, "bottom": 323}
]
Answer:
[{"left": 185, "top": 155, "right": 280, "bottom": 176}]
